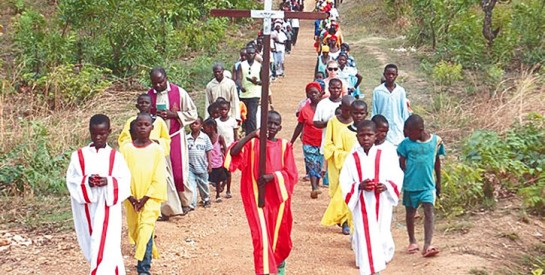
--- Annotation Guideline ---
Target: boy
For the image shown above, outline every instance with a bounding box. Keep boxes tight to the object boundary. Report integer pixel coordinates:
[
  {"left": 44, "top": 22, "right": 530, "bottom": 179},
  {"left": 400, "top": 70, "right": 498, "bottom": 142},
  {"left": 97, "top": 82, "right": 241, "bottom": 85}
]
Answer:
[
  {"left": 397, "top": 114, "right": 445, "bottom": 257},
  {"left": 291, "top": 82, "right": 324, "bottom": 198},
  {"left": 340, "top": 120, "right": 403, "bottom": 275},
  {"left": 187, "top": 117, "right": 213, "bottom": 208},
  {"left": 118, "top": 93, "right": 182, "bottom": 220},
  {"left": 371, "top": 64, "right": 410, "bottom": 146},
  {"left": 121, "top": 113, "right": 167, "bottom": 274},
  {"left": 321, "top": 96, "right": 364, "bottom": 235},
  {"left": 66, "top": 114, "right": 131, "bottom": 275},
  {"left": 215, "top": 100, "right": 238, "bottom": 198},
  {"left": 226, "top": 111, "right": 298, "bottom": 275}
]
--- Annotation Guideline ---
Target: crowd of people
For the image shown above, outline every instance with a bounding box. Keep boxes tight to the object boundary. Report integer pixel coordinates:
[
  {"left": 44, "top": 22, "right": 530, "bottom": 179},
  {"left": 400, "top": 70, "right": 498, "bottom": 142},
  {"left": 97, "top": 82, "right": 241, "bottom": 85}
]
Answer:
[{"left": 65, "top": 1, "right": 445, "bottom": 275}]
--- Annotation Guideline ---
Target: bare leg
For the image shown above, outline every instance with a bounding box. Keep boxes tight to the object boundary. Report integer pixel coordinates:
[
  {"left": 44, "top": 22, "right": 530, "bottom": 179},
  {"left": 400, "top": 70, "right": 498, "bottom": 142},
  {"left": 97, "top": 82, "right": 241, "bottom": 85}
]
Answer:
[
  {"left": 405, "top": 206, "right": 418, "bottom": 245},
  {"left": 422, "top": 203, "right": 435, "bottom": 251},
  {"left": 225, "top": 174, "right": 232, "bottom": 198}
]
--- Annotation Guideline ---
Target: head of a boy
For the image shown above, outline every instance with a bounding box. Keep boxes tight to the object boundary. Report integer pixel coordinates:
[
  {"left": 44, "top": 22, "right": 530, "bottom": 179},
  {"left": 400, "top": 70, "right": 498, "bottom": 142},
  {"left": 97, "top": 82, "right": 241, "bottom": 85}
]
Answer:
[
  {"left": 405, "top": 114, "right": 425, "bottom": 142},
  {"left": 350, "top": 100, "right": 368, "bottom": 125},
  {"left": 356, "top": 120, "right": 377, "bottom": 152},
  {"left": 202, "top": 118, "right": 217, "bottom": 135},
  {"left": 134, "top": 113, "right": 154, "bottom": 140},
  {"left": 372, "top": 114, "right": 389, "bottom": 145},
  {"left": 340, "top": 95, "right": 355, "bottom": 120},
  {"left": 150, "top": 67, "right": 168, "bottom": 93},
  {"left": 218, "top": 101, "right": 230, "bottom": 119},
  {"left": 306, "top": 82, "right": 323, "bottom": 104},
  {"left": 207, "top": 102, "right": 220, "bottom": 119},
  {"left": 267, "top": 111, "right": 282, "bottom": 140},
  {"left": 129, "top": 119, "right": 137, "bottom": 141},
  {"left": 328, "top": 78, "right": 343, "bottom": 101},
  {"left": 136, "top": 93, "right": 152, "bottom": 114},
  {"left": 190, "top": 117, "right": 203, "bottom": 134},
  {"left": 315, "top": 71, "right": 324, "bottom": 80},
  {"left": 89, "top": 114, "right": 111, "bottom": 149},
  {"left": 383, "top": 64, "right": 398, "bottom": 86}
]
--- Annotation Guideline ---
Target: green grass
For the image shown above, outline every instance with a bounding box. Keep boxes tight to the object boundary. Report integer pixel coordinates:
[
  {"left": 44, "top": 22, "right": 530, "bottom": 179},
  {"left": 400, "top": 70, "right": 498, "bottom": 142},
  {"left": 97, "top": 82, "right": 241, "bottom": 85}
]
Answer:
[{"left": 0, "top": 196, "right": 73, "bottom": 233}]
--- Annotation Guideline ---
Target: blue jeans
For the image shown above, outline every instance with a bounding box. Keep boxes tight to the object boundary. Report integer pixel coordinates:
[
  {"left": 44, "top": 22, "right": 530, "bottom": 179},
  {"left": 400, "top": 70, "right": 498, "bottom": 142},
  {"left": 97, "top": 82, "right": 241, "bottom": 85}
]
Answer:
[
  {"left": 137, "top": 235, "right": 153, "bottom": 274},
  {"left": 241, "top": 97, "right": 259, "bottom": 134},
  {"left": 189, "top": 170, "right": 210, "bottom": 208}
]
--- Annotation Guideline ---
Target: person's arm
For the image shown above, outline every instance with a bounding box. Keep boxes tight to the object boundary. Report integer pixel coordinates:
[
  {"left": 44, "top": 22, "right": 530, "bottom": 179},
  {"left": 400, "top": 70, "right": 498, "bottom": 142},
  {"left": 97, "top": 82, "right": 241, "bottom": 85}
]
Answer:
[
  {"left": 435, "top": 155, "right": 442, "bottom": 197},
  {"left": 231, "top": 129, "right": 258, "bottom": 156},
  {"left": 354, "top": 72, "right": 363, "bottom": 89},
  {"left": 236, "top": 66, "right": 245, "bottom": 93},
  {"left": 204, "top": 85, "right": 212, "bottom": 119},
  {"left": 290, "top": 122, "right": 304, "bottom": 144},
  {"left": 219, "top": 135, "right": 227, "bottom": 156},
  {"left": 207, "top": 150, "right": 213, "bottom": 173},
  {"left": 314, "top": 120, "right": 328, "bottom": 128},
  {"left": 399, "top": 156, "right": 406, "bottom": 171},
  {"left": 230, "top": 81, "right": 241, "bottom": 121},
  {"left": 315, "top": 57, "right": 319, "bottom": 76}
]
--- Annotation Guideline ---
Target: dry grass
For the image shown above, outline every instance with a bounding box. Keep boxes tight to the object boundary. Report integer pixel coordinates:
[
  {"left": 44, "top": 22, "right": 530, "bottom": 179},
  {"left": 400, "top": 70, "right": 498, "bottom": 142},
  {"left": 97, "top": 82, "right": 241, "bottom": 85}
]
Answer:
[{"left": 424, "top": 67, "right": 545, "bottom": 145}]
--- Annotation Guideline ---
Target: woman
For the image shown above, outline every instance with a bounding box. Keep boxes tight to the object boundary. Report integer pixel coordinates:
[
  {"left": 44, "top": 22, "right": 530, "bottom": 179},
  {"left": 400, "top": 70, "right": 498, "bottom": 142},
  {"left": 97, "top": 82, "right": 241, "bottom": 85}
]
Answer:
[
  {"left": 315, "top": 45, "right": 332, "bottom": 77},
  {"left": 323, "top": 60, "right": 348, "bottom": 98}
]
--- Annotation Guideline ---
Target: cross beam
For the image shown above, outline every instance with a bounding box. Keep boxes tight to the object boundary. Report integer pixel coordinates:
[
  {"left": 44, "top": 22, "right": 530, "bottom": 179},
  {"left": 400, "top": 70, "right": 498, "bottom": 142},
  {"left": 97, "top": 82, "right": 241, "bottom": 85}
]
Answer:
[{"left": 211, "top": 3, "right": 327, "bottom": 208}]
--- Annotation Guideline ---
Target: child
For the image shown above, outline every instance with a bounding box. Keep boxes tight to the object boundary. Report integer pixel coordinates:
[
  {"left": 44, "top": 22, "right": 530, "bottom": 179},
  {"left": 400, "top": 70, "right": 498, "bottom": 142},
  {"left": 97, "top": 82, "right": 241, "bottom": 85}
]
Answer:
[
  {"left": 215, "top": 100, "right": 238, "bottom": 198},
  {"left": 207, "top": 101, "right": 221, "bottom": 119},
  {"left": 118, "top": 93, "right": 183, "bottom": 220},
  {"left": 321, "top": 96, "right": 362, "bottom": 235},
  {"left": 187, "top": 117, "right": 213, "bottom": 208},
  {"left": 340, "top": 120, "right": 403, "bottom": 275},
  {"left": 121, "top": 113, "right": 167, "bottom": 274},
  {"left": 291, "top": 82, "right": 324, "bottom": 198},
  {"left": 203, "top": 118, "right": 229, "bottom": 202},
  {"left": 371, "top": 64, "right": 410, "bottom": 146},
  {"left": 397, "top": 114, "right": 445, "bottom": 257},
  {"left": 66, "top": 114, "right": 131, "bottom": 274},
  {"left": 226, "top": 111, "right": 298, "bottom": 275}
]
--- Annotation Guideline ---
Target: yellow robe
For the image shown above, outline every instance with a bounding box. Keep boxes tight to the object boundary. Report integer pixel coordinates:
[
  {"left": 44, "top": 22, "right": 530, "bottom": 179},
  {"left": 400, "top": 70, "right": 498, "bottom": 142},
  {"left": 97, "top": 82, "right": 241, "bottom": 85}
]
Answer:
[
  {"left": 121, "top": 142, "right": 167, "bottom": 261},
  {"left": 321, "top": 116, "right": 357, "bottom": 226},
  {"left": 118, "top": 116, "right": 171, "bottom": 156}
]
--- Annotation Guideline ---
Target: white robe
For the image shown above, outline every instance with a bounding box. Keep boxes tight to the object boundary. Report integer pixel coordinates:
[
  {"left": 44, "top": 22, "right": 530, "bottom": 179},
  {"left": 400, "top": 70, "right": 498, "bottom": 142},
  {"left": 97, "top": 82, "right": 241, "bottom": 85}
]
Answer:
[
  {"left": 66, "top": 144, "right": 131, "bottom": 275},
  {"left": 340, "top": 146, "right": 403, "bottom": 275}
]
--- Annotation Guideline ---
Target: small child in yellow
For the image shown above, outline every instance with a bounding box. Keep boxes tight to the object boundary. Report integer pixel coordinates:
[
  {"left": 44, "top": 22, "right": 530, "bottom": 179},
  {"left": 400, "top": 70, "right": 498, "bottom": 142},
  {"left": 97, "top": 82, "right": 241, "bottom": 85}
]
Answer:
[{"left": 121, "top": 113, "right": 167, "bottom": 274}]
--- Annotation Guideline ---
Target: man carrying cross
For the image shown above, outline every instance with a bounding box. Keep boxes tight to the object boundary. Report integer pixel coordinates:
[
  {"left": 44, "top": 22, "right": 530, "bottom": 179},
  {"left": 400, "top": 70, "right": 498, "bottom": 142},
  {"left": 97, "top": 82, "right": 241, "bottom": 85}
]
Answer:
[{"left": 212, "top": 1, "right": 327, "bottom": 274}]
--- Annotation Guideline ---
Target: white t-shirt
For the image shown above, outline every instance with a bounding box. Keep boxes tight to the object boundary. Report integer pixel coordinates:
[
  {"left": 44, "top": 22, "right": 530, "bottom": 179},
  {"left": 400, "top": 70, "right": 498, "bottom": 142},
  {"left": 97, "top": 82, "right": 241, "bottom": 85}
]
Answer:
[
  {"left": 216, "top": 117, "right": 238, "bottom": 147},
  {"left": 272, "top": 30, "right": 288, "bottom": 52},
  {"left": 291, "top": 18, "right": 300, "bottom": 28},
  {"left": 313, "top": 98, "right": 342, "bottom": 153}
]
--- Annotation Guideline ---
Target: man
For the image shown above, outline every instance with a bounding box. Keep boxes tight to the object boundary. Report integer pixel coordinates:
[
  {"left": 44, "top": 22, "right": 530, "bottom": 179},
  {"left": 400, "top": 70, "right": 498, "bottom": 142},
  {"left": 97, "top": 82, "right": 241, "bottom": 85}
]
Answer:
[
  {"left": 147, "top": 67, "right": 198, "bottom": 213},
  {"left": 205, "top": 63, "right": 241, "bottom": 122},
  {"left": 231, "top": 48, "right": 247, "bottom": 92},
  {"left": 236, "top": 46, "right": 262, "bottom": 135},
  {"left": 271, "top": 22, "right": 288, "bottom": 77}
]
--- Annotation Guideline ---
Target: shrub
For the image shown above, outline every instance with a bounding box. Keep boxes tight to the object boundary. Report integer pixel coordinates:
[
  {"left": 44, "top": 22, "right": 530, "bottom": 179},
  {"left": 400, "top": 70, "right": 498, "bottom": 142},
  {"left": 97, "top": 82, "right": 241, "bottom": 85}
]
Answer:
[{"left": 432, "top": 60, "right": 463, "bottom": 85}]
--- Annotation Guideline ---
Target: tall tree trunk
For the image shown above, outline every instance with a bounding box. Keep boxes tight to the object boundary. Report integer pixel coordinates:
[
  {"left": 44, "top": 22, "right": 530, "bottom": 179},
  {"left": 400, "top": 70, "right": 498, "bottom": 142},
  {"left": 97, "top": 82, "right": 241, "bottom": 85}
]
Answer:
[{"left": 481, "top": 0, "right": 499, "bottom": 49}]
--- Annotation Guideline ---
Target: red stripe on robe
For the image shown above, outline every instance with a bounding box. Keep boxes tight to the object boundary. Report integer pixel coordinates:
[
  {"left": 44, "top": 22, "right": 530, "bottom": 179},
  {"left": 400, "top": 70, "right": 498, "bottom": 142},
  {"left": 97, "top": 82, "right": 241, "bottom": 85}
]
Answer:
[{"left": 77, "top": 149, "right": 93, "bottom": 235}]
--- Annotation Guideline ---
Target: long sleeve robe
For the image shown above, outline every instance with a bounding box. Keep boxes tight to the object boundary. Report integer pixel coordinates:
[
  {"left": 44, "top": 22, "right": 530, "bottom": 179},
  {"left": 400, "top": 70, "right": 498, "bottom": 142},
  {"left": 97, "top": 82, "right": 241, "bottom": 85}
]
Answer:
[
  {"left": 340, "top": 146, "right": 403, "bottom": 275},
  {"left": 371, "top": 83, "right": 410, "bottom": 146},
  {"left": 121, "top": 142, "right": 167, "bottom": 261},
  {"left": 225, "top": 138, "right": 298, "bottom": 275},
  {"left": 66, "top": 144, "right": 131, "bottom": 275}
]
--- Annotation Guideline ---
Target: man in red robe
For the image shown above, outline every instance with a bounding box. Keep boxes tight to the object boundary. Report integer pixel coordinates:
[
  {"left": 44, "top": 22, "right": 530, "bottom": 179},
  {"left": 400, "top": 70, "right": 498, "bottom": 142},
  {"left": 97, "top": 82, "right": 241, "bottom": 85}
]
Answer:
[{"left": 226, "top": 111, "right": 298, "bottom": 275}]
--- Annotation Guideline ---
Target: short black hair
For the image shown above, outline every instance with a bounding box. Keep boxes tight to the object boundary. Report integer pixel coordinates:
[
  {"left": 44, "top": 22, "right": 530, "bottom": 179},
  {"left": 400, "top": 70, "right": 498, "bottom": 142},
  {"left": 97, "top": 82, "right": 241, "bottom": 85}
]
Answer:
[
  {"left": 351, "top": 99, "right": 367, "bottom": 110},
  {"left": 195, "top": 116, "right": 204, "bottom": 124},
  {"left": 405, "top": 114, "right": 424, "bottom": 129},
  {"left": 329, "top": 78, "right": 342, "bottom": 86},
  {"left": 89, "top": 114, "right": 110, "bottom": 130},
  {"left": 218, "top": 100, "right": 230, "bottom": 108},
  {"left": 268, "top": 110, "right": 282, "bottom": 123},
  {"left": 137, "top": 93, "right": 151, "bottom": 102},
  {"left": 150, "top": 67, "right": 167, "bottom": 78},
  {"left": 207, "top": 102, "right": 219, "bottom": 116},
  {"left": 129, "top": 119, "right": 137, "bottom": 135},
  {"left": 384, "top": 64, "right": 398, "bottom": 73},
  {"left": 136, "top": 112, "right": 153, "bottom": 123},
  {"left": 203, "top": 117, "right": 217, "bottom": 131},
  {"left": 372, "top": 114, "right": 388, "bottom": 126},
  {"left": 356, "top": 120, "right": 377, "bottom": 132},
  {"left": 215, "top": 97, "right": 227, "bottom": 103}
]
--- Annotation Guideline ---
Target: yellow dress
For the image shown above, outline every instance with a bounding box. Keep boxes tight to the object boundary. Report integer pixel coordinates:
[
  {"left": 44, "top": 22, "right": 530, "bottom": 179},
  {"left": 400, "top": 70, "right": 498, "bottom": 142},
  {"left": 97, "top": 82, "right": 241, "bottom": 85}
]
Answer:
[
  {"left": 118, "top": 115, "right": 171, "bottom": 156},
  {"left": 121, "top": 142, "right": 167, "bottom": 261},
  {"left": 321, "top": 116, "right": 357, "bottom": 227}
]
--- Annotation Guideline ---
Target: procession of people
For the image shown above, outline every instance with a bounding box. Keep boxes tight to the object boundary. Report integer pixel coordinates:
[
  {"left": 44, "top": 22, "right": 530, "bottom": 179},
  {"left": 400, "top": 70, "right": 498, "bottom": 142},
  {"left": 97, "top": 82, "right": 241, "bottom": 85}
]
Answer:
[{"left": 66, "top": 1, "right": 445, "bottom": 274}]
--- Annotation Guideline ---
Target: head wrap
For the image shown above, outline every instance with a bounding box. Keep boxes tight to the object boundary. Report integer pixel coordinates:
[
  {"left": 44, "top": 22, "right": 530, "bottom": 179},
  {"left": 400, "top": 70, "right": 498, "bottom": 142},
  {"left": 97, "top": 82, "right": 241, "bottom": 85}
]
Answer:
[
  {"left": 321, "top": 45, "right": 330, "bottom": 52},
  {"left": 306, "top": 82, "right": 322, "bottom": 93}
]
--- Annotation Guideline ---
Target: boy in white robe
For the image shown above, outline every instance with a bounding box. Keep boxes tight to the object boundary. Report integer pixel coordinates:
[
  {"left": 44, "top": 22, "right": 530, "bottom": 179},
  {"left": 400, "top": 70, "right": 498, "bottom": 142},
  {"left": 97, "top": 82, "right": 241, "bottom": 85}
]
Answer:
[
  {"left": 66, "top": 114, "right": 131, "bottom": 275},
  {"left": 340, "top": 120, "right": 403, "bottom": 275}
]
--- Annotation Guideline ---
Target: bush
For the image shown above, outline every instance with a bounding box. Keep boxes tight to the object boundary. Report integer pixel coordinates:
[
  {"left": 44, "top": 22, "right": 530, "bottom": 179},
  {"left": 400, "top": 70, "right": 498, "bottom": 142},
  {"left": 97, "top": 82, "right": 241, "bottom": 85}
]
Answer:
[{"left": 432, "top": 60, "right": 463, "bottom": 85}]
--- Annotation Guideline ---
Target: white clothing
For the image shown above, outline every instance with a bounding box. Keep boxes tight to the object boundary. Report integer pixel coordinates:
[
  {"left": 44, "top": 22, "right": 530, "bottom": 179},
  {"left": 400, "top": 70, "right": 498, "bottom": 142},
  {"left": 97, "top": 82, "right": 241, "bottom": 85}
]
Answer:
[
  {"left": 291, "top": 18, "right": 300, "bottom": 28},
  {"left": 371, "top": 83, "right": 410, "bottom": 146},
  {"left": 272, "top": 30, "right": 288, "bottom": 53},
  {"left": 205, "top": 77, "right": 241, "bottom": 121},
  {"left": 340, "top": 146, "right": 403, "bottom": 275},
  {"left": 216, "top": 117, "right": 238, "bottom": 147},
  {"left": 66, "top": 144, "right": 131, "bottom": 275},
  {"left": 313, "top": 98, "right": 341, "bottom": 153}
]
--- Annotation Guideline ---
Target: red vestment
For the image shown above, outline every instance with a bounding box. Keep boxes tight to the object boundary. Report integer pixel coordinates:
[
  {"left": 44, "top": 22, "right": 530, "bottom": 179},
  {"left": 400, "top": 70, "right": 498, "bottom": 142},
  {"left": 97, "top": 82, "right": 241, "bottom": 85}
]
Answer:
[{"left": 225, "top": 138, "right": 298, "bottom": 274}]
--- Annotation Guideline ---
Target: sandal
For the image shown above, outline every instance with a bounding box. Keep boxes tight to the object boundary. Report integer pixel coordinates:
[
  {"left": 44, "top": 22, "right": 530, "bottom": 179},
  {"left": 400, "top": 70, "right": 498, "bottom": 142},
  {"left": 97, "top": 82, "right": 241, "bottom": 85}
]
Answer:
[
  {"left": 422, "top": 246, "right": 440, "bottom": 257},
  {"left": 407, "top": 243, "right": 419, "bottom": 254}
]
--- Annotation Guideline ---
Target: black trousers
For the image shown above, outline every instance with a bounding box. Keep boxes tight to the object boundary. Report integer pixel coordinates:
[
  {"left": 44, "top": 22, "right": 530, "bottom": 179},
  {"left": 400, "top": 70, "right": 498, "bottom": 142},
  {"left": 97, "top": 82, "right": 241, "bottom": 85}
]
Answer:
[{"left": 241, "top": 97, "right": 260, "bottom": 135}]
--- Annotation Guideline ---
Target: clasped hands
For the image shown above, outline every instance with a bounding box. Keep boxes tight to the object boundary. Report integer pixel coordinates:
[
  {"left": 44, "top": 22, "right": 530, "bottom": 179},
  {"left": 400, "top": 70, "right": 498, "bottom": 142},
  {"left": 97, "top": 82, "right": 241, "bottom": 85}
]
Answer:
[
  {"left": 88, "top": 174, "right": 108, "bottom": 187},
  {"left": 358, "top": 179, "right": 386, "bottom": 193},
  {"left": 128, "top": 196, "right": 150, "bottom": 212}
]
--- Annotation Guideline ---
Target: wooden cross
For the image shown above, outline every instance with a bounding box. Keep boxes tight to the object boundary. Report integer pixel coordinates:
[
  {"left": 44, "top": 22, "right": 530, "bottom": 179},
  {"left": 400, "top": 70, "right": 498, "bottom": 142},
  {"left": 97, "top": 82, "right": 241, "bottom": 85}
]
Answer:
[{"left": 211, "top": 1, "right": 327, "bottom": 208}]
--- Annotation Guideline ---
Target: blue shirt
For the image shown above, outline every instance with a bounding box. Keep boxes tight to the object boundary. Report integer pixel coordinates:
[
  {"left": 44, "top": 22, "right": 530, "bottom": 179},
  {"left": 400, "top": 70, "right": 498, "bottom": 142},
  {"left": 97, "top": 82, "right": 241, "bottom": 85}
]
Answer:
[
  {"left": 372, "top": 83, "right": 410, "bottom": 146},
  {"left": 397, "top": 134, "right": 445, "bottom": 191},
  {"left": 187, "top": 131, "right": 213, "bottom": 174}
]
